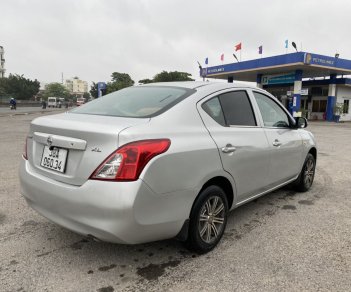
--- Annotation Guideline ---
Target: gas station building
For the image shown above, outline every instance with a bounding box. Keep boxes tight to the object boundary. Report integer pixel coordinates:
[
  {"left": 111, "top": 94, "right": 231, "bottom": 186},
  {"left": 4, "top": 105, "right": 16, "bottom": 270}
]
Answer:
[{"left": 202, "top": 52, "right": 351, "bottom": 121}]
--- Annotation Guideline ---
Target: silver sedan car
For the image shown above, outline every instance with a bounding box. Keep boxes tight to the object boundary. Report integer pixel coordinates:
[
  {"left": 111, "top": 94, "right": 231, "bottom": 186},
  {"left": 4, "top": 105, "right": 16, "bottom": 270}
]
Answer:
[{"left": 20, "top": 82, "right": 317, "bottom": 253}]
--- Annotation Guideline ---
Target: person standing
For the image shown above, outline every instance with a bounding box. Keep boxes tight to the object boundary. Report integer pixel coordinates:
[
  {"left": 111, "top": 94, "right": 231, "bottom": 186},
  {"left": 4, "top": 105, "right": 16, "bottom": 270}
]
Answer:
[{"left": 10, "top": 98, "right": 16, "bottom": 110}]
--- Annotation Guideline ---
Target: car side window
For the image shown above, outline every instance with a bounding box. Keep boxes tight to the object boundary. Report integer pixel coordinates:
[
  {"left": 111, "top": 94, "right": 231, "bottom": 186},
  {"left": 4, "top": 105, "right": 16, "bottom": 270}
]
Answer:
[
  {"left": 219, "top": 91, "right": 256, "bottom": 126},
  {"left": 202, "top": 97, "right": 226, "bottom": 126},
  {"left": 253, "top": 91, "right": 290, "bottom": 128}
]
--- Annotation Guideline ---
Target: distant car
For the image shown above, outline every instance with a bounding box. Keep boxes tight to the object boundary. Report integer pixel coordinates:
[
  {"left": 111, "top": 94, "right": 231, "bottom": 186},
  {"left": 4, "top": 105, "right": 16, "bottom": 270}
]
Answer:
[
  {"left": 20, "top": 82, "right": 317, "bottom": 253},
  {"left": 47, "top": 97, "right": 57, "bottom": 108},
  {"left": 76, "top": 97, "right": 85, "bottom": 106}
]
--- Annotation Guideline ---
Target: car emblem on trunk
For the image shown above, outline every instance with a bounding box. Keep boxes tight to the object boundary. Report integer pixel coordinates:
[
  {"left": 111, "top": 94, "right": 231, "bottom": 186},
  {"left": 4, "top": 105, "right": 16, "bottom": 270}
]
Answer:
[
  {"left": 47, "top": 136, "right": 53, "bottom": 147},
  {"left": 91, "top": 147, "right": 102, "bottom": 152}
]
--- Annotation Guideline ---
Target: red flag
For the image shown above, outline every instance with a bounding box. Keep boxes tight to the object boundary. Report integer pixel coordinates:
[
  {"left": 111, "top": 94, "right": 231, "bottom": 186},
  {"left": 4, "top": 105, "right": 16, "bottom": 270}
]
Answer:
[
  {"left": 220, "top": 53, "right": 224, "bottom": 61},
  {"left": 235, "top": 43, "right": 242, "bottom": 51}
]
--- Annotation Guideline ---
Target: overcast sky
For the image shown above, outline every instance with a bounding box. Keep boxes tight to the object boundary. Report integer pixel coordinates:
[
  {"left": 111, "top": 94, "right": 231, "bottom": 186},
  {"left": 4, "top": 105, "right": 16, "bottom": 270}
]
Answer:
[{"left": 1, "top": 0, "right": 350, "bottom": 86}]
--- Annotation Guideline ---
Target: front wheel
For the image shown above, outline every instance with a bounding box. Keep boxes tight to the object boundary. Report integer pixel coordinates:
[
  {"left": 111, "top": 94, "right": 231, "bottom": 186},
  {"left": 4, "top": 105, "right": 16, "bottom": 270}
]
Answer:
[
  {"left": 186, "top": 185, "right": 228, "bottom": 253},
  {"left": 294, "top": 153, "right": 316, "bottom": 192}
]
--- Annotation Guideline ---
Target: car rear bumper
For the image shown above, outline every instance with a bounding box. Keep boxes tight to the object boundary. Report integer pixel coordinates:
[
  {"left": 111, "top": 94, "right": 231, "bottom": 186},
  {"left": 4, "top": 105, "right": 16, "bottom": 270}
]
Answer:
[{"left": 19, "top": 160, "right": 189, "bottom": 244}]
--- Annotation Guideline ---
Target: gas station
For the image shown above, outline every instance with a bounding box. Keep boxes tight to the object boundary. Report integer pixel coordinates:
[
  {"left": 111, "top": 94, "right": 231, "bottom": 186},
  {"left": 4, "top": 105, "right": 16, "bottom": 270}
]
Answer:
[{"left": 202, "top": 52, "right": 351, "bottom": 121}]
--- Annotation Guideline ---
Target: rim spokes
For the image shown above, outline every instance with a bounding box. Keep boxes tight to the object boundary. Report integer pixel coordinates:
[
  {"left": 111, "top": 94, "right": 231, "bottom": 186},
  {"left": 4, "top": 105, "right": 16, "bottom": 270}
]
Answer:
[
  {"left": 213, "top": 203, "right": 224, "bottom": 216},
  {"left": 198, "top": 196, "right": 226, "bottom": 243},
  {"left": 211, "top": 223, "right": 219, "bottom": 237},
  {"left": 206, "top": 224, "right": 211, "bottom": 242},
  {"left": 211, "top": 196, "right": 219, "bottom": 213},
  {"left": 304, "top": 159, "right": 314, "bottom": 186},
  {"left": 212, "top": 216, "right": 224, "bottom": 224},
  {"left": 199, "top": 223, "right": 207, "bottom": 237}
]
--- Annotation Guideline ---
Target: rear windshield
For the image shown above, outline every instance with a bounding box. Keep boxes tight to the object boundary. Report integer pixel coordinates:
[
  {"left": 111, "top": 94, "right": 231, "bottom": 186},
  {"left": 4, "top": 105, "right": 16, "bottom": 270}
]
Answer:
[{"left": 70, "top": 86, "right": 194, "bottom": 118}]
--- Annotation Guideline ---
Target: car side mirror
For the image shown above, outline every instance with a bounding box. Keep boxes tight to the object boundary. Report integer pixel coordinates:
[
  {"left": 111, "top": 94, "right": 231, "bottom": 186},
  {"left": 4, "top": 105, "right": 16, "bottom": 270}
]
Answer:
[{"left": 294, "top": 117, "right": 308, "bottom": 129}]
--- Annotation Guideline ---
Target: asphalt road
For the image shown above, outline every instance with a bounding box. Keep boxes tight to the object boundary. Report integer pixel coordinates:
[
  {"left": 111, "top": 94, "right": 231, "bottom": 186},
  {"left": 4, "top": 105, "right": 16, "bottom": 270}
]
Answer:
[{"left": 0, "top": 110, "right": 350, "bottom": 292}]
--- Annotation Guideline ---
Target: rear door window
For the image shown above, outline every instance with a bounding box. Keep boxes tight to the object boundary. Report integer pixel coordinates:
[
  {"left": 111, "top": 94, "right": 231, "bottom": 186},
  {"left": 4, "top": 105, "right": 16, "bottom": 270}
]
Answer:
[
  {"left": 202, "top": 97, "right": 226, "bottom": 126},
  {"left": 219, "top": 91, "right": 257, "bottom": 126}
]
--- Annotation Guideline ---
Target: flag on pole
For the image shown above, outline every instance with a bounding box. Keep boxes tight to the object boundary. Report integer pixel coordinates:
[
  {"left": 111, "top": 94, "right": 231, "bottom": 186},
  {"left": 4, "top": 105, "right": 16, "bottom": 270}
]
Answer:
[
  {"left": 258, "top": 46, "right": 263, "bottom": 54},
  {"left": 285, "top": 39, "right": 288, "bottom": 49},
  {"left": 220, "top": 54, "right": 224, "bottom": 61},
  {"left": 234, "top": 43, "right": 242, "bottom": 51},
  {"left": 205, "top": 57, "right": 208, "bottom": 65}
]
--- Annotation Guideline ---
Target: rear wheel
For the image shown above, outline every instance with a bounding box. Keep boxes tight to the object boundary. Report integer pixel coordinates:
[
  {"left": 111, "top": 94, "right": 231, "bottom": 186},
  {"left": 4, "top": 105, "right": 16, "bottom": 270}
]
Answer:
[
  {"left": 186, "top": 185, "right": 228, "bottom": 253},
  {"left": 294, "top": 153, "right": 316, "bottom": 192}
]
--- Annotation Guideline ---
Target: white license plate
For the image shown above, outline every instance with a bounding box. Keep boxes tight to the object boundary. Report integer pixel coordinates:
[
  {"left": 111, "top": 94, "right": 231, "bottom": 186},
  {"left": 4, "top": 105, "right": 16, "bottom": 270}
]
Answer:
[{"left": 40, "top": 146, "right": 68, "bottom": 173}]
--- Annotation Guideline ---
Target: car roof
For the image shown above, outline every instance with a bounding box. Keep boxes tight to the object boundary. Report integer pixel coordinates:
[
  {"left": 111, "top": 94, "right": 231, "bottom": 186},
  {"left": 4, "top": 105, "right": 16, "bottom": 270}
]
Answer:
[{"left": 139, "top": 81, "right": 257, "bottom": 90}]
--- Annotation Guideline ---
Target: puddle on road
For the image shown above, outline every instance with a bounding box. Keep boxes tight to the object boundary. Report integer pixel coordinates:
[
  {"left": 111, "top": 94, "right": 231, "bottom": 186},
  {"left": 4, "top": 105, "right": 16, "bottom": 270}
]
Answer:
[
  {"left": 97, "top": 286, "right": 114, "bottom": 292},
  {"left": 282, "top": 205, "right": 297, "bottom": 210},
  {"left": 136, "top": 260, "right": 181, "bottom": 281},
  {"left": 0, "top": 213, "right": 6, "bottom": 224},
  {"left": 22, "top": 220, "right": 38, "bottom": 227},
  {"left": 298, "top": 200, "right": 314, "bottom": 205},
  {"left": 98, "top": 264, "right": 117, "bottom": 272}
]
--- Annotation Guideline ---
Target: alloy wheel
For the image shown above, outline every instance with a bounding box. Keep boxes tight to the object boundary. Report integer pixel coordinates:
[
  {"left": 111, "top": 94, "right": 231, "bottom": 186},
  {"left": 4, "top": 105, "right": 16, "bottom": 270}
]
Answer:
[
  {"left": 304, "top": 158, "right": 315, "bottom": 188},
  {"left": 198, "top": 196, "right": 225, "bottom": 244}
]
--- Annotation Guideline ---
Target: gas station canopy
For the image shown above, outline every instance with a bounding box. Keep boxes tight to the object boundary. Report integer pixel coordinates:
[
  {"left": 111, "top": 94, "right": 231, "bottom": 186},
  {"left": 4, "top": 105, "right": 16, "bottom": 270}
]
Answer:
[{"left": 203, "top": 52, "right": 351, "bottom": 81}]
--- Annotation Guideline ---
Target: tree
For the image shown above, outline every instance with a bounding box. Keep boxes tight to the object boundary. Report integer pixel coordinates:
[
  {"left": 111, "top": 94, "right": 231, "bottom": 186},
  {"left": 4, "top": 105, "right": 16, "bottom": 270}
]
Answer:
[
  {"left": 106, "top": 72, "right": 134, "bottom": 94},
  {"left": 138, "top": 78, "right": 153, "bottom": 84},
  {"left": 0, "top": 74, "right": 40, "bottom": 100},
  {"left": 90, "top": 72, "right": 135, "bottom": 97},
  {"left": 90, "top": 82, "right": 98, "bottom": 98},
  {"left": 90, "top": 82, "right": 107, "bottom": 98},
  {"left": 154, "top": 71, "right": 194, "bottom": 82},
  {"left": 83, "top": 92, "right": 90, "bottom": 99},
  {"left": 43, "top": 83, "right": 70, "bottom": 99},
  {"left": 138, "top": 71, "right": 194, "bottom": 84}
]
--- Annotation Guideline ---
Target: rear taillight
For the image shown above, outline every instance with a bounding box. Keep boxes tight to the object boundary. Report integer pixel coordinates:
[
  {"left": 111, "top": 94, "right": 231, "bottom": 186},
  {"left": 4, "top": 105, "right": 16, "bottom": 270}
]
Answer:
[
  {"left": 23, "top": 137, "right": 28, "bottom": 160},
  {"left": 90, "top": 139, "right": 171, "bottom": 181}
]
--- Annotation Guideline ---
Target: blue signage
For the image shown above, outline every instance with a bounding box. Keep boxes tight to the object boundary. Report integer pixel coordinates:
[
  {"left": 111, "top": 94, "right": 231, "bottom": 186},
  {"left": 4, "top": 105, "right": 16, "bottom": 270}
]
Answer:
[
  {"left": 261, "top": 73, "right": 295, "bottom": 85},
  {"left": 97, "top": 82, "right": 106, "bottom": 90},
  {"left": 304, "top": 53, "right": 335, "bottom": 66},
  {"left": 207, "top": 67, "right": 225, "bottom": 74},
  {"left": 97, "top": 82, "right": 107, "bottom": 98}
]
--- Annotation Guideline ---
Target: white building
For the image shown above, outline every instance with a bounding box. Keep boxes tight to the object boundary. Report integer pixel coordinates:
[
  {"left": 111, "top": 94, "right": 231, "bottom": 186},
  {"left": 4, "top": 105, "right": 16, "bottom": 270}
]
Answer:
[
  {"left": 65, "top": 77, "right": 89, "bottom": 97},
  {"left": 0, "top": 46, "right": 5, "bottom": 78}
]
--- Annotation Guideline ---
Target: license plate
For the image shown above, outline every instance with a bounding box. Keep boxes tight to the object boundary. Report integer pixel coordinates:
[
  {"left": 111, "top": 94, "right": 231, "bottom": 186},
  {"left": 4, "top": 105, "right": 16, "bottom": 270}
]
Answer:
[{"left": 40, "top": 146, "right": 68, "bottom": 173}]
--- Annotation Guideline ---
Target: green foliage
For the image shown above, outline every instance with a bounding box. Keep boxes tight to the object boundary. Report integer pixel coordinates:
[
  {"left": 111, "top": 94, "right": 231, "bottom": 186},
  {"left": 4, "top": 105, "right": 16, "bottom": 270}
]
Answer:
[
  {"left": 106, "top": 72, "right": 134, "bottom": 94},
  {"left": 0, "top": 74, "right": 40, "bottom": 100},
  {"left": 138, "top": 78, "right": 153, "bottom": 84},
  {"left": 138, "top": 71, "right": 194, "bottom": 84},
  {"left": 90, "top": 82, "right": 98, "bottom": 98},
  {"left": 153, "top": 71, "right": 194, "bottom": 82},
  {"left": 83, "top": 92, "right": 90, "bottom": 99},
  {"left": 43, "top": 83, "right": 70, "bottom": 100},
  {"left": 334, "top": 102, "right": 347, "bottom": 116},
  {"left": 90, "top": 72, "right": 134, "bottom": 96}
]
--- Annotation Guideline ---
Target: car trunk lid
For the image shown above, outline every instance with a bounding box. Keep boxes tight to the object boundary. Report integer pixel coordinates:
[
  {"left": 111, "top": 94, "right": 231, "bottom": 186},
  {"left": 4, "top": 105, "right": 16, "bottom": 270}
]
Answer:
[{"left": 27, "top": 112, "right": 150, "bottom": 186}]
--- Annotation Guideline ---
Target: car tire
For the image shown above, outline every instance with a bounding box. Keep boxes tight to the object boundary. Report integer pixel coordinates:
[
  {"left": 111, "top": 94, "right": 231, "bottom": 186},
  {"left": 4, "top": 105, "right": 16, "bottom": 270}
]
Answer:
[
  {"left": 294, "top": 153, "right": 316, "bottom": 192},
  {"left": 186, "top": 185, "right": 228, "bottom": 254}
]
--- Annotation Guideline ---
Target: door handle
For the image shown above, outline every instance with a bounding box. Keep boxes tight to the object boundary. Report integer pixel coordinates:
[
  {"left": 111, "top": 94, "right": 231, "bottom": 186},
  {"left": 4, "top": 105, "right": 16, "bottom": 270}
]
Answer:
[
  {"left": 221, "top": 144, "right": 236, "bottom": 153},
  {"left": 272, "top": 139, "right": 282, "bottom": 147}
]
